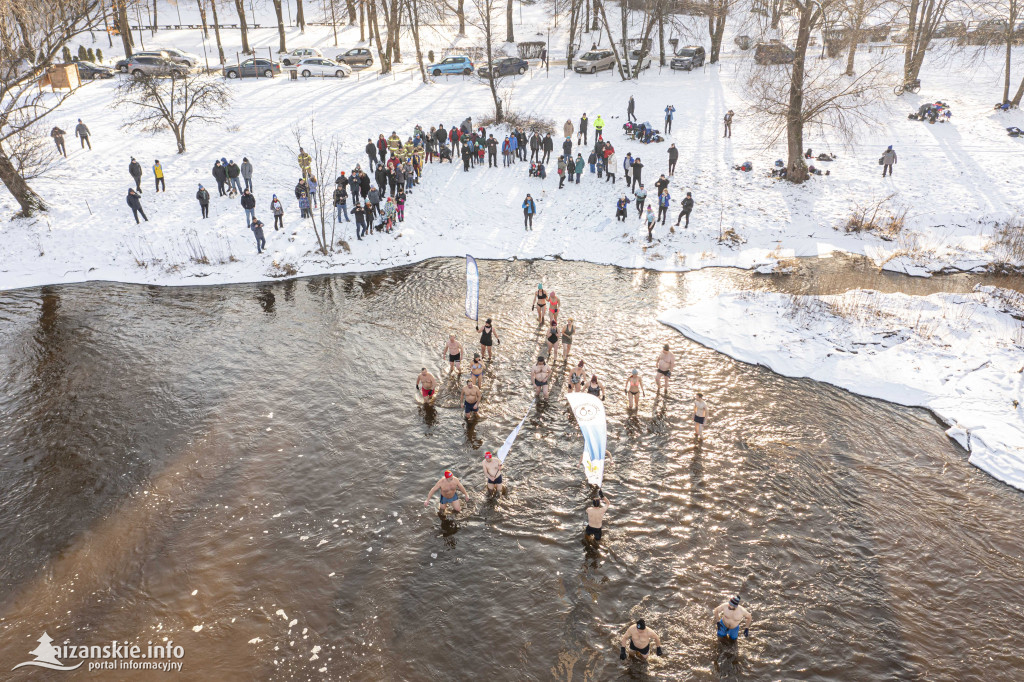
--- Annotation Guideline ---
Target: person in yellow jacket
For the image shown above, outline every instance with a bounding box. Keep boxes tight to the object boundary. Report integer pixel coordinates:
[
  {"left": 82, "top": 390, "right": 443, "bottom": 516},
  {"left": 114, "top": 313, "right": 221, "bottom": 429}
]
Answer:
[
  {"left": 403, "top": 139, "right": 415, "bottom": 161},
  {"left": 297, "top": 147, "right": 312, "bottom": 177},
  {"left": 387, "top": 132, "right": 402, "bottom": 155},
  {"left": 413, "top": 145, "right": 425, "bottom": 175},
  {"left": 594, "top": 115, "right": 605, "bottom": 141},
  {"left": 153, "top": 159, "right": 165, "bottom": 192}
]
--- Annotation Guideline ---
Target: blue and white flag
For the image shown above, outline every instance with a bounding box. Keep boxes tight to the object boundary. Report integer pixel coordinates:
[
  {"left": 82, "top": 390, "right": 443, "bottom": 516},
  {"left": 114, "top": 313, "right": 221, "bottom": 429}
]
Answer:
[
  {"left": 566, "top": 393, "right": 607, "bottom": 486},
  {"left": 496, "top": 404, "right": 531, "bottom": 463},
  {"left": 465, "top": 255, "right": 479, "bottom": 322}
]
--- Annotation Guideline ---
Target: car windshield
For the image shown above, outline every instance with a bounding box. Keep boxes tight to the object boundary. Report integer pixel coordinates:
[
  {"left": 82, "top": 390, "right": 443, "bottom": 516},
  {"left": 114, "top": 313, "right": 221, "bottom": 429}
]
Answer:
[
  {"left": 677, "top": 49, "right": 696, "bottom": 57},
  {"left": 581, "top": 52, "right": 600, "bottom": 60}
]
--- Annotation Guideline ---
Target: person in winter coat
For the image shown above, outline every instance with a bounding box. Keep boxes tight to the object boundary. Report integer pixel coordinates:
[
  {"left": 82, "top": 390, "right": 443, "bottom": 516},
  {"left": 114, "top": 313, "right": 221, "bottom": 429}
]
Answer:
[
  {"left": 675, "top": 191, "right": 694, "bottom": 228},
  {"left": 226, "top": 160, "right": 242, "bottom": 196},
  {"left": 297, "top": 147, "right": 312, "bottom": 177},
  {"left": 359, "top": 170, "right": 371, "bottom": 199},
  {"left": 516, "top": 129, "right": 527, "bottom": 161},
  {"left": 635, "top": 185, "right": 647, "bottom": 215},
  {"left": 241, "top": 189, "right": 256, "bottom": 227},
  {"left": 270, "top": 195, "right": 284, "bottom": 230},
  {"left": 295, "top": 177, "right": 308, "bottom": 200},
  {"left": 377, "top": 134, "right": 388, "bottom": 164},
  {"left": 502, "top": 136, "right": 513, "bottom": 167},
  {"left": 522, "top": 193, "right": 536, "bottom": 230},
  {"left": 74, "top": 119, "right": 91, "bottom": 149},
  {"left": 128, "top": 157, "right": 143, "bottom": 191},
  {"left": 395, "top": 187, "right": 406, "bottom": 222},
  {"left": 657, "top": 189, "right": 671, "bottom": 224},
  {"left": 212, "top": 160, "right": 227, "bottom": 196},
  {"left": 241, "top": 157, "right": 253, "bottom": 192},
  {"left": 353, "top": 201, "right": 366, "bottom": 240},
  {"left": 615, "top": 196, "right": 628, "bottom": 221},
  {"left": 298, "top": 193, "right": 311, "bottom": 219},
  {"left": 196, "top": 184, "right": 210, "bottom": 218},
  {"left": 723, "top": 110, "right": 734, "bottom": 138},
  {"left": 881, "top": 146, "right": 897, "bottom": 177},
  {"left": 382, "top": 196, "right": 396, "bottom": 233},
  {"left": 664, "top": 104, "right": 676, "bottom": 134},
  {"left": 368, "top": 187, "right": 381, "bottom": 219},
  {"left": 667, "top": 144, "right": 679, "bottom": 175},
  {"left": 594, "top": 115, "right": 605, "bottom": 140},
  {"left": 563, "top": 119, "right": 574, "bottom": 140},
  {"left": 374, "top": 165, "right": 387, "bottom": 193},
  {"left": 153, "top": 160, "right": 165, "bottom": 192},
  {"left": 566, "top": 153, "right": 575, "bottom": 183},
  {"left": 509, "top": 133, "right": 519, "bottom": 163},
  {"left": 308, "top": 175, "right": 319, "bottom": 207},
  {"left": 631, "top": 157, "right": 644, "bottom": 192},
  {"left": 462, "top": 144, "right": 472, "bottom": 172},
  {"left": 588, "top": 151, "right": 598, "bottom": 174},
  {"left": 542, "top": 133, "right": 554, "bottom": 164},
  {"left": 387, "top": 131, "right": 402, "bottom": 155},
  {"left": 605, "top": 152, "right": 617, "bottom": 183},
  {"left": 557, "top": 158, "right": 566, "bottom": 189},
  {"left": 627, "top": 96, "right": 637, "bottom": 123},
  {"left": 529, "top": 132, "right": 541, "bottom": 162},
  {"left": 578, "top": 113, "right": 589, "bottom": 146},
  {"left": 562, "top": 137, "right": 573, "bottom": 163},
  {"left": 623, "top": 153, "right": 634, "bottom": 186},
  {"left": 366, "top": 139, "right": 378, "bottom": 170},
  {"left": 50, "top": 126, "right": 67, "bottom": 157},
  {"left": 250, "top": 217, "right": 266, "bottom": 254},
  {"left": 334, "top": 184, "right": 349, "bottom": 222},
  {"left": 126, "top": 188, "right": 147, "bottom": 224},
  {"left": 645, "top": 205, "right": 656, "bottom": 240},
  {"left": 654, "top": 174, "right": 669, "bottom": 196},
  {"left": 487, "top": 135, "right": 498, "bottom": 167},
  {"left": 386, "top": 166, "right": 398, "bottom": 196},
  {"left": 574, "top": 154, "right": 584, "bottom": 184}
]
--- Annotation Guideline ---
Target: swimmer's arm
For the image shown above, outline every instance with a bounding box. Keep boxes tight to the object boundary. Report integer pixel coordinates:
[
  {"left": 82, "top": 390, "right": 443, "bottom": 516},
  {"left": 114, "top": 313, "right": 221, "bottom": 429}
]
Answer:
[
  {"left": 744, "top": 611, "right": 752, "bottom": 628},
  {"left": 713, "top": 605, "right": 724, "bottom": 620},
  {"left": 457, "top": 480, "right": 469, "bottom": 497},
  {"left": 620, "top": 628, "right": 633, "bottom": 647},
  {"left": 651, "top": 630, "right": 663, "bottom": 647},
  {"left": 424, "top": 481, "right": 441, "bottom": 504}
]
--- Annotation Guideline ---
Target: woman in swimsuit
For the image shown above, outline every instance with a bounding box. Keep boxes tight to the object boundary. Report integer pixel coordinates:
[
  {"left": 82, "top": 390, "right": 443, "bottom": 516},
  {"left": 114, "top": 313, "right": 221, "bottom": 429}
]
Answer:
[
  {"left": 548, "top": 290, "right": 560, "bottom": 324},
  {"left": 586, "top": 373, "right": 605, "bottom": 400},
  {"left": 533, "top": 284, "right": 547, "bottom": 323},
  {"left": 479, "top": 318, "right": 499, "bottom": 361},
  {"left": 568, "top": 360, "right": 586, "bottom": 392},
  {"left": 561, "top": 317, "right": 576, "bottom": 357},
  {"left": 470, "top": 354, "right": 484, "bottom": 386},
  {"left": 624, "top": 369, "right": 644, "bottom": 410},
  {"left": 546, "top": 322, "right": 560, "bottom": 365}
]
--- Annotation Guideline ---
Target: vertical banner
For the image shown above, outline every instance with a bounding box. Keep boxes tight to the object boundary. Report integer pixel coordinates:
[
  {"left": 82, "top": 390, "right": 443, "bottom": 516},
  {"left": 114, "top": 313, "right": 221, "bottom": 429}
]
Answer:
[
  {"left": 496, "top": 404, "right": 532, "bottom": 463},
  {"left": 465, "top": 254, "right": 479, "bottom": 323},
  {"left": 565, "top": 393, "right": 607, "bottom": 486}
]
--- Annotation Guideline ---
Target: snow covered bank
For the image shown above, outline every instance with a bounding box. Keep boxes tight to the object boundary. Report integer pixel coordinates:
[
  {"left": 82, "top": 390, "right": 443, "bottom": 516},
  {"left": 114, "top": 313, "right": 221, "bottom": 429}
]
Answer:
[{"left": 659, "top": 286, "right": 1024, "bottom": 491}]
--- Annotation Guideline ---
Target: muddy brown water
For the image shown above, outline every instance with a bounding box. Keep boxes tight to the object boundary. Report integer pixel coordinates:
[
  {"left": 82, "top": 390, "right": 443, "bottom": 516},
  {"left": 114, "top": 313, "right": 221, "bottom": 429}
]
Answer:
[{"left": 0, "top": 257, "right": 1022, "bottom": 681}]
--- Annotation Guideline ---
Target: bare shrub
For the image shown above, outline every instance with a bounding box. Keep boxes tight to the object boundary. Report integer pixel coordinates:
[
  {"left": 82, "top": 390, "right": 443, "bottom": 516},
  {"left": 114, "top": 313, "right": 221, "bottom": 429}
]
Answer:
[
  {"left": 841, "top": 193, "right": 906, "bottom": 240},
  {"left": 990, "top": 216, "right": 1024, "bottom": 269},
  {"left": 479, "top": 110, "right": 555, "bottom": 135}
]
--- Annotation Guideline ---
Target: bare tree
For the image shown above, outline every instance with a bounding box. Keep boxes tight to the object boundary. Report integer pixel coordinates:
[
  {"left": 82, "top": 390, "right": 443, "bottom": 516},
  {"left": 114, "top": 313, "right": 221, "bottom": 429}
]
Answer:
[
  {"left": 708, "top": 0, "right": 735, "bottom": 64},
  {"left": 115, "top": 0, "right": 134, "bottom": 55},
  {"left": 410, "top": 0, "right": 429, "bottom": 82},
  {"left": 445, "top": 0, "right": 468, "bottom": 34},
  {"left": 297, "top": 0, "right": 307, "bottom": 30},
  {"left": 367, "top": 0, "right": 403, "bottom": 73},
  {"left": 196, "top": 0, "right": 210, "bottom": 38},
  {"left": 990, "top": 0, "right": 1024, "bottom": 104},
  {"left": 472, "top": 0, "right": 506, "bottom": 121},
  {"left": 209, "top": 0, "right": 227, "bottom": 64},
  {"left": 902, "top": 0, "right": 951, "bottom": 83},
  {"left": 0, "top": 0, "right": 103, "bottom": 216},
  {"left": 233, "top": 0, "right": 251, "bottom": 53},
  {"left": 506, "top": 0, "right": 515, "bottom": 42},
  {"left": 115, "top": 72, "right": 231, "bottom": 153},
  {"left": 273, "top": 0, "right": 287, "bottom": 52},
  {"left": 291, "top": 120, "right": 343, "bottom": 256}
]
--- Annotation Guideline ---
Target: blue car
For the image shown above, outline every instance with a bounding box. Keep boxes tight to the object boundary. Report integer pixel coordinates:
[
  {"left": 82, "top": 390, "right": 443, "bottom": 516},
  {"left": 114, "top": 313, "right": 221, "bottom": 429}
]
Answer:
[{"left": 428, "top": 55, "right": 474, "bottom": 76}]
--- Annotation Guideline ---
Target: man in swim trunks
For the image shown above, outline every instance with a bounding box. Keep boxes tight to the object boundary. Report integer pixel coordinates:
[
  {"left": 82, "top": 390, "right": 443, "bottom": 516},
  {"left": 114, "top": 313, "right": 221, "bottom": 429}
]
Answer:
[
  {"left": 548, "top": 290, "right": 560, "bottom": 324},
  {"left": 424, "top": 470, "right": 469, "bottom": 514},
  {"left": 585, "top": 490, "right": 610, "bottom": 542},
  {"left": 532, "top": 356, "right": 552, "bottom": 399},
  {"left": 482, "top": 451, "right": 504, "bottom": 494},
  {"left": 655, "top": 344, "right": 675, "bottom": 393},
  {"left": 625, "top": 369, "right": 644, "bottom": 410},
  {"left": 694, "top": 392, "right": 708, "bottom": 438},
  {"left": 461, "top": 379, "right": 482, "bottom": 420},
  {"left": 619, "top": 619, "right": 663, "bottom": 661},
  {"left": 416, "top": 367, "right": 437, "bottom": 402},
  {"left": 469, "top": 354, "right": 485, "bottom": 386},
  {"left": 713, "top": 596, "right": 751, "bottom": 641},
  {"left": 443, "top": 335, "right": 463, "bottom": 374}
]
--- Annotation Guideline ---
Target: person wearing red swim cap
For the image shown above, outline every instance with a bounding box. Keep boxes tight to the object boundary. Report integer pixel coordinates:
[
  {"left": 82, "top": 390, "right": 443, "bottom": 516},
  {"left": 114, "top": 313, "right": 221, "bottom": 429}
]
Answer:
[
  {"left": 424, "top": 470, "right": 468, "bottom": 514},
  {"left": 482, "top": 452, "right": 503, "bottom": 494}
]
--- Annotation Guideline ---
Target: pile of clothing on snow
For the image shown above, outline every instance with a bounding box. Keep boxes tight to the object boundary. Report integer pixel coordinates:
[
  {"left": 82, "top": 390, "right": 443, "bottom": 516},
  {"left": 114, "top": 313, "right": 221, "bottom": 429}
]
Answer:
[
  {"left": 909, "top": 101, "right": 952, "bottom": 123},
  {"left": 623, "top": 121, "right": 664, "bottom": 144}
]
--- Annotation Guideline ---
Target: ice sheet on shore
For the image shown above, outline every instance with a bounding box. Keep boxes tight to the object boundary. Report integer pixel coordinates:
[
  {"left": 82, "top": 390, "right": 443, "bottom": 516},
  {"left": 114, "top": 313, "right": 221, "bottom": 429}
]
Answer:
[{"left": 659, "top": 286, "right": 1024, "bottom": 491}]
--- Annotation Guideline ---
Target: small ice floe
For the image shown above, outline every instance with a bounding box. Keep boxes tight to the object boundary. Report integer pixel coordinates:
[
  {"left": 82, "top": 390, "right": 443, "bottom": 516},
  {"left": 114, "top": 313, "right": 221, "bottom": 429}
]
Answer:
[{"left": 192, "top": 625, "right": 203, "bottom": 633}]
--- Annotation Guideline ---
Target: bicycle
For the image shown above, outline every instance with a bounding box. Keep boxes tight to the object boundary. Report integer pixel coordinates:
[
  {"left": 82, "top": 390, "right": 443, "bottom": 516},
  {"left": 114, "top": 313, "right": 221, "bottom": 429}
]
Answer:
[{"left": 894, "top": 78, "right": 921, "bottom": 96}]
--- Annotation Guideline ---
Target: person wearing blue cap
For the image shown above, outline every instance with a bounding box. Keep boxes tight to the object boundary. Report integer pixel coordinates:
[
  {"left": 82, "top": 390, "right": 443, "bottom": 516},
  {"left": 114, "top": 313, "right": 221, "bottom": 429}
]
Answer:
[
  {"left": 196, "top": 184, "right": 210, "bottom": 218},
  {"left": 714, "top": 596, "right": 752, "bottom": 640}
]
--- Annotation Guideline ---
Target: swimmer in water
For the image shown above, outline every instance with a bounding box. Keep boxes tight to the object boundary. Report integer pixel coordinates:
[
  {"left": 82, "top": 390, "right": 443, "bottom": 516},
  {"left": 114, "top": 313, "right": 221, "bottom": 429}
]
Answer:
[
  {"left": 482, "top": 451, "right": 504, "bottom": 494},
  {"left": 568, "top": 360, "right": 587, "bottom": 393},
  {"left": 461, "top": 379, "right": 482, "bottom": 420},
  {"left": 479, "top": 318, "right": 500, "bottom": 361},
  {"left": 655, "top": 344, "right": 675, "bottom": 393},
  {"left": 546, "top": 322, "right": 560, "bottom": 364},
  {"left": 548, "top": 290, "right": 560, "bottom": 324},
  {"left": 424, "top": 470, "right": 469, "bottom": 514},
  {"left": 586, "top": 373, "right": 605, "bottom": 400},
  {"left": 625, "top": 369, "right": 645, "bottom": 410},
  {"left": 561, "top": 317, "right": 576, "bottom": 357},
  {"left": 443, "top": 335, "right": 463, "bottom": 374},
  {"left": 619, "top": 619, "right": 663, "bottom": 662},
  {"left": 532, "top": 284, "right": 548, "bottom": 323},
  {"left": 416, "top": 367, "right": 437, "bottom": 402},
  {"left": 713, "top": 596, "right": 751, "bottom": 641},
  {"left": 532, "top": 355, "right": 552, "bottom": 399},
  {"left": 694, "top": 392, "right": 708, "bottom": 438},
  {"left": 584, "top": 490, "right": 610, "bottom": 542},
  {"left": 469, "top": 353, "right": 484, "bottom": 386}
]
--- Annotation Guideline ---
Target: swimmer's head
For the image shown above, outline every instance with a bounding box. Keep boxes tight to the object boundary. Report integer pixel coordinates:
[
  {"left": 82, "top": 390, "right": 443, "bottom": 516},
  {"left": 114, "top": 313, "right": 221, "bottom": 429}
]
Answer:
[
  {"left": 449, "top": 334, "right": 455, "bottom": 340},
  {"left": 538, "top": 283, "right": 543, "bottom": 289},
  {"left": 729, "top": 596, "right": 741, "bottom": 608},
  {"left": 697, "top": 392, "right": 703, "bottom": 398},
  {"left": 632, "top": 369, "right": 638, "bottom": 376},
  {"left": 663, "top": 344, "right": 669, "bottom": 351},
  {"left": 592, "top": 499, "right": 601, "bottom": 507},
  {"left": 578, "top": 360, "right": 585, "bottom": 367},
  {"left": 484, "top": 452, "right": 492, "bottom": 460},
  {"left": 474, "top": 354, "right": 480, "bottom": 360},
  {"left": 444, "top": 470, "right": 453, "bottom": 479},
  {"left": 636, "top": 619, "right": 646, "bottom": 630},
  {"left": 486, "top": 318, "right": 492, "bottom": 324},
  {"left": 421, "top": 367, "right": 426, "bottom": 372},
  {"left": 538, "top": 356, "right": 546, "bottom": 363}
]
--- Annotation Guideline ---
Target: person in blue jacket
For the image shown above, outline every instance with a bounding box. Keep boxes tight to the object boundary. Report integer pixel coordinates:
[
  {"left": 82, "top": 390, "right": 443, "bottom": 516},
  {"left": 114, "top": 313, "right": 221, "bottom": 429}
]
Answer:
[
  {"left": 664, "top": 104, "right": 676, "bottom": 133},
  {"left": 657, "top": 188, "right": 671, "bottom": 224},
  {"left": 522, "top": 193, "right": 536, "bottom": 230},
  {"left": 509, "top": 133, "right": 519, "bottom": 163},
  {"left": 615, "top": 195, "right": 629, "bottom": 222}
]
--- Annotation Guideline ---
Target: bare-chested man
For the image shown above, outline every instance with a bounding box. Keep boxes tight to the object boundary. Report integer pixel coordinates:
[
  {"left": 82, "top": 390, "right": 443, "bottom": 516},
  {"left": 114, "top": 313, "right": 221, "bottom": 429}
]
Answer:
[
  {"left": 416, "top": 367, "right": 437, "bottom": 403},
  {"left": 655, "top": 344, "right": 675, "bottom": 392},
  {"left": 694, "top": 392, "right": 708, "bottom": 437},
  {"left": 461, "top": 379, "right": 482, "bottom": 420},
  {"left": 424, "top": 470, "right": 469, "bottom": 514},
  {"left": 584, "top": 491, "right": 610, "bottom": 542},
  {"left": 714, "top": 596, "right": 752, "bottom": 641},
  {"left": 532, "top": 355, "right": 552, "bottom": 399},
  {"left": 482, "top": 451, "right": 504, "bottom": 493},
  {"left": 625, "top": 369, "right": 644, "bottom": 410},
  {"left": 443, "top": 335, "right": 463, "bottom": 373},
  {"left": 619, "top": 619, "right": 663, "bottom": 661}
]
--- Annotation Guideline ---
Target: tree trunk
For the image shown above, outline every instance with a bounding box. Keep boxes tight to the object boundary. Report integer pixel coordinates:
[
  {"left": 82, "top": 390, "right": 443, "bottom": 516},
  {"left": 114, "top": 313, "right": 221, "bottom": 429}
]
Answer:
[
  {"left": 117, "top": 0, "right": 134, "bottom": 54},
  {"left": 297, "top": 0, "right": 306, "bottom": 31},
  {"left": 658, "top": 8, "right": 665, "bottom": 66},
  {"left": 771, "top": 0, "right": 782, "bottom": 28},
  {"left": 0, "top": 147, "right": 47, "bottom": 217},
  {"left": 506, "top": 0, "right": 514, "bottom": 42},
  {"left": 567, "top": 0, "right": 580, "bottom": 69},
  {"left": 457, "top": 0, "right": 466, "bottom": 35},
  {"left": 619, "top": 0, "right": 630, "bottom": 78},
  {"left": 845, "top": 38, "right": 858, "bottom": 76},
  {"left": 152, "top": 0, "right": 158, "bottom": 34},
  {"left": 411, "top": 0, "right": 428, "bottom": 82},
  {"left": 172, "top": 125, "right": 187, "bottom": 153},
  {"left": 368, "top": 0, "right": 390, "bottom": 72},
  {"left": 1011, "top": 71, "right": 1024, "bottom": 106},
  {"left": 233, "top": 0, "right": 250, "bottom": 53},
  {"left": 197, "top": 0, "right": 209, "bottom": 38},
  {"left": 390, "top": 0, "right": 402, "bottom": 62},
  {"left": 359, "top": 0, "right": 365, "bottom": 41},
  {"left": 596, "top": 0, "right": 627, "bottom": 80},
  {"left": 210, "top": 0, "right": 226, "bottom": 64},
  {"left": 273, "top": 0, "right": 287, "bottom": 52},
  {"left": 708, "top": 6, "right": 726, "bottom": 64},
  {"left": 346, "top": 0, "right": 357, "bottom": 23},
  {"left": 786, "top": 3, "right": 817, "bottom": 184},
  {"left": 591, "top": 0, "right": 600, "bottom": 30},
  {"left": 1003, "top": 33, "right": 1012, "bottom": 104},
  {"left": 331, "top": 0, "right": 339, "bottom": 45}
]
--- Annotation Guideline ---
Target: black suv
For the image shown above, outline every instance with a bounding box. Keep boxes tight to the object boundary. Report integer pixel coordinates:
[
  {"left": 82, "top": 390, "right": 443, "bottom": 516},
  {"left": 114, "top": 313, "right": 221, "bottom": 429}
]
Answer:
[{"left": 670, "top": 46, "right": 705, "bottom": 71}]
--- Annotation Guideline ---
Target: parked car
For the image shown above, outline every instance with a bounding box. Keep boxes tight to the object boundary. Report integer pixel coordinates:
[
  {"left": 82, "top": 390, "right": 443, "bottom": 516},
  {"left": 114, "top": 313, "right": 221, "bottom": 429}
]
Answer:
[
  {"left": 223, "top": 58, "right": 282, "bottom": 79},
  {"left": 628, "top": 49, "right": 652, "bottom": 71},
  {"left": 152, "top": 47, "right": 201, "bottom": 66},
  {"left": 670, "top": 45, "right": 705, "bottom": 71},
  {"left": 75, "top": 61, "right": 115, "bottom": 79},
  {"left": 294, "top": 58, "right": 352, "bottom": 78},
  {"left": 334, "top": 48, "right": 374, "bottom": 67},
  {"left": 754, "top": 41, "right": 795, "bottom": 65},
  {"left": 125, "top": 56, "right": 189, "bottom": 77},
  {"left": 280, "top": 48, "right": 323, "bottom": 66},
  {"left": 967, "top": 19, "right": 1008, "bottom": 44},
  {"left": 573, "top": 50, "right": 615, "bottom": 74},
  {"left": 934, "top": 21, "right": 967, "bottom": 38},
  {"left": 477, "top": 56, "right": 529, "bottom": 77},
  {"left": 115, "top": 51, "right": 173, "bottom": 73},
  {"left": 427, "top": 55, "right": 474, "bottom": 76}
]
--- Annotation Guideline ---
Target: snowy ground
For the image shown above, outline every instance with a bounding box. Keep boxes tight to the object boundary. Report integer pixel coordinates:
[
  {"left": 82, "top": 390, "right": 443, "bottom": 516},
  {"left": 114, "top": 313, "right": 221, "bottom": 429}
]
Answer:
[
  {"left": 659, "top": 285, "right": 1024, "bottom": 491},
  {"left": 2, "top": 6, "right": 1024, "bottom": 289}
]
